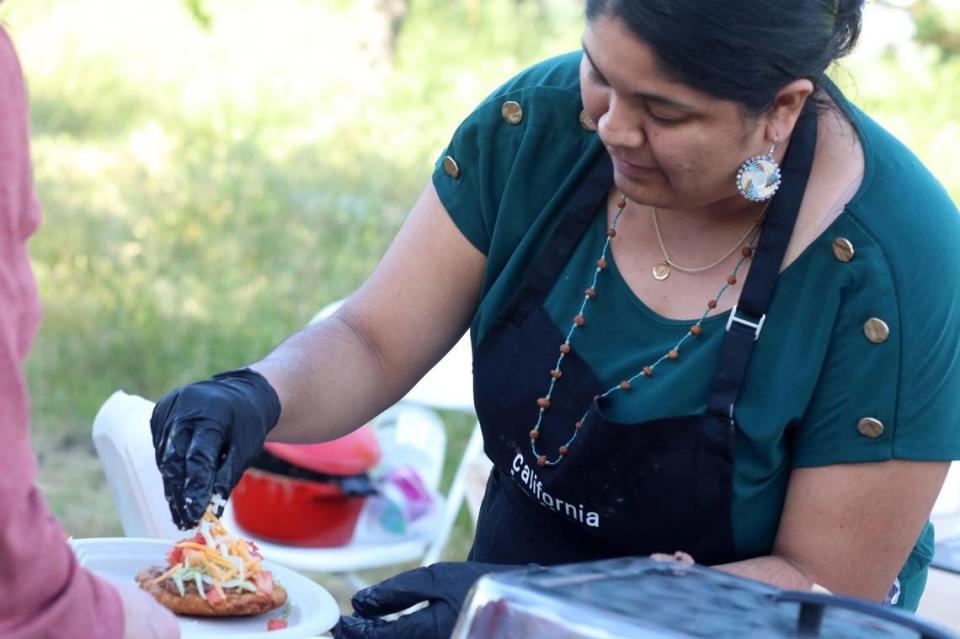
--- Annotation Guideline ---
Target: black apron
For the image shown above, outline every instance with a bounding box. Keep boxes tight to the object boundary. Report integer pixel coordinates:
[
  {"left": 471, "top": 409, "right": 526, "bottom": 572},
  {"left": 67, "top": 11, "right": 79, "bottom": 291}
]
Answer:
[{"left": 468, "top": 111, "right": 818, "bottom": 567}]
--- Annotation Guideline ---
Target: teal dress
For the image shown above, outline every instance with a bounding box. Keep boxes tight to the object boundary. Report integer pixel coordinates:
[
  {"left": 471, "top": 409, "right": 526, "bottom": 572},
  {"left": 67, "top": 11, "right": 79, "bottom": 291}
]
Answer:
[{"left": 433, "top": 52, "right": 960, "bottom": 611}]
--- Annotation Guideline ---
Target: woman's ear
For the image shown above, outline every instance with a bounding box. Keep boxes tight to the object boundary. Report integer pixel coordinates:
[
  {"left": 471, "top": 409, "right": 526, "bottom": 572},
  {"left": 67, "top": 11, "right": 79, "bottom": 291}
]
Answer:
[{"left": 766, "top": 78, "right": 815, "bottom": 144}]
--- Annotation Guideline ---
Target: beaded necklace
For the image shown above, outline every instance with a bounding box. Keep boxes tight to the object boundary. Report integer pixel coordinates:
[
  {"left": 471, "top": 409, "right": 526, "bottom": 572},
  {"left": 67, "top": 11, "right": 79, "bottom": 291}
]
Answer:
[{"left": 529, "top": 194, "right": 765, "bottom": 467}]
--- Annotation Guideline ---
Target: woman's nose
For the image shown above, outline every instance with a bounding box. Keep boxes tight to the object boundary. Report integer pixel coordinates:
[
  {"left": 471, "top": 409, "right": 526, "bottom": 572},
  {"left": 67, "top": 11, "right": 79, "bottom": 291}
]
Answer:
[{"left": 598, "top": 97, "right": 645, "bottom": 149}]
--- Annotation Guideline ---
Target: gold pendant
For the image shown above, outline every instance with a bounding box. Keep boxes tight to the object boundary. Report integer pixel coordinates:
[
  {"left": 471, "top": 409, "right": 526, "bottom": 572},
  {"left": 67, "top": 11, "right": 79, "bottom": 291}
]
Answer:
[{"left": 652, "top": 261, "right": 671, "bottom": 281}]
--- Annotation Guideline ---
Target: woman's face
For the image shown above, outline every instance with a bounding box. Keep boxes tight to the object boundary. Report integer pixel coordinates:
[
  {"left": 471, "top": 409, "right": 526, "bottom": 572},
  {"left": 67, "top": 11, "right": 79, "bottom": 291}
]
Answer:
[{"left": 580, "top": 14, "right": 770, "bottom": 211}]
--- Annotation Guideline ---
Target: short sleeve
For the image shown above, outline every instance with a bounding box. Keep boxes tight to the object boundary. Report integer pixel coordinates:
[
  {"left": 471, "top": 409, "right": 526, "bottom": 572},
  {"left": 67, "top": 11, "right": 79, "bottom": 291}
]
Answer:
[
  {"left": 430, "top": 51, "right": 589, "bottom": 257},
  {"left": 792, "top": 200, "right": 960, "bottom": 467},
  {"left": 431, "top": 97, "right": 520, "bottom": 255}
]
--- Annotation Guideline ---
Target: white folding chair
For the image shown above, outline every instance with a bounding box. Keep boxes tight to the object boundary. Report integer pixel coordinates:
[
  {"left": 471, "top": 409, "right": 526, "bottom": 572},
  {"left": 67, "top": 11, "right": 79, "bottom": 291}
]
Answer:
[{"left": 92, "top": 391, "right": 182, "bottom": 540}]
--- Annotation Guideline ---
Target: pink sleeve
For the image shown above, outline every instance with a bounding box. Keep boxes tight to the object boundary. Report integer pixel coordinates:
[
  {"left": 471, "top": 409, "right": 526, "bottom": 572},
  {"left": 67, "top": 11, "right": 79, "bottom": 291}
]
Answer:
[{"left": 0, "top": 26, "right": 124, "bottom": 639}]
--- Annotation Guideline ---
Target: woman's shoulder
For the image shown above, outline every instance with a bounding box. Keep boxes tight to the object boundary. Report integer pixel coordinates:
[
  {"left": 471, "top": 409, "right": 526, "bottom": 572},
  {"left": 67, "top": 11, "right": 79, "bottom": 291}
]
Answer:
[
  {"left": 479, "top": 51, "right": 584, "bottom": 107},
  {"left": 452, "top": 50, "right": 591, "bottom": 140},
  {"left": 840, "top": 99, "right": 959, "bottom": 244},
  {"left": 434, "top": 51, "right": 602, "bottom": 256},
  {"left": 824, "top": 89, "right": 960, "bottom": 294}
]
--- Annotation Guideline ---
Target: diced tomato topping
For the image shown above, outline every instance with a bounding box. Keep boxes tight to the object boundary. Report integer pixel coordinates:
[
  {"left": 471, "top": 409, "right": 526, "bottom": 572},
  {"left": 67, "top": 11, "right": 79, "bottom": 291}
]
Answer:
[
  {"left": 205, "top": 587, "right": 226, "bottom": 607},
  {"left": 165, "top": 546, "right": 184, "bottom": 567},
  {"left": 267, "top": 618, "right": 288, "bottom": 631},
  {"left": 166, "top": 533, "right": 205, "bottom": 566},
  {"left": 252, "top": 570, "right": 274, "bottom": 596}
]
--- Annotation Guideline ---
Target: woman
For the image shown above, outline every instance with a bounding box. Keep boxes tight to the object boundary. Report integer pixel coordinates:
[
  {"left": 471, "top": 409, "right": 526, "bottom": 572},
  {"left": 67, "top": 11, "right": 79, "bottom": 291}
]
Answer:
[
  {"left": 150, "top": 1, "right": 960, "bottom": 637},
  {"left": 0, "top": 24, "right": 180, "bottom": 639}
]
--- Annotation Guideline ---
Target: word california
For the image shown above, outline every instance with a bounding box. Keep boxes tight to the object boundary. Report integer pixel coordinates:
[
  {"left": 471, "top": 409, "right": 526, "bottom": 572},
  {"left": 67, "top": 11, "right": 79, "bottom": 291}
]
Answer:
[{"left": 511, "top": 452, "right": 601, "bottom": 528}]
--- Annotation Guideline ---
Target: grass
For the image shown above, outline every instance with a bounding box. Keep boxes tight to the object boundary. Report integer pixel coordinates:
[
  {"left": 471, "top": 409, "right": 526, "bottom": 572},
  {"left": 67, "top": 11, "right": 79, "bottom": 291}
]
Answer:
[
  {"left": 6, "top": 0, "right": 581, "bottom": 606},
  {"left": 4, "top": 0, "right": 959, "bottom": 611}
]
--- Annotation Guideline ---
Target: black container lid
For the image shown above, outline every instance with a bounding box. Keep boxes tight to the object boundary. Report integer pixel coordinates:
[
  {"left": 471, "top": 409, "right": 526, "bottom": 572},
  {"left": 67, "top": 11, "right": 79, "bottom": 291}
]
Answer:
[{"left": 467, "top": 558, "right": 954, "bottom": 638}]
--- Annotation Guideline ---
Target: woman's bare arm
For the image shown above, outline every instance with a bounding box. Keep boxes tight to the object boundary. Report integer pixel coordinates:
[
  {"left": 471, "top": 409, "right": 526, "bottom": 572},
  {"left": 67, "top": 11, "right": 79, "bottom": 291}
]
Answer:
[
  {"left": 251, "top": 181, "right": 485, "bottom": 442},
  {"left": 713, "top": 459, "right": 949, "bottom": 599}
]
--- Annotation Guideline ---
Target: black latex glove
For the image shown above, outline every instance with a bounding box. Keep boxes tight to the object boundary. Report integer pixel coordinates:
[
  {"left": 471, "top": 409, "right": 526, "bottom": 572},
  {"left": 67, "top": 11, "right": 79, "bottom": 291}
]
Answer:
[
  {"left": 332, "top": 562, "right": 524, "bottom": 639},
  {"left": 150, "top": 367, "right": 281, "bottom": 529}
]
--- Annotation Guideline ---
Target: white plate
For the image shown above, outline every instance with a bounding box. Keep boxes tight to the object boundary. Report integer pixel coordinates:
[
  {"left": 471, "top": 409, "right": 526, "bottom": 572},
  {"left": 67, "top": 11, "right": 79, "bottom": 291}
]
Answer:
[{"left": 71, "top": 538, "right": 339, "bottom": 639}]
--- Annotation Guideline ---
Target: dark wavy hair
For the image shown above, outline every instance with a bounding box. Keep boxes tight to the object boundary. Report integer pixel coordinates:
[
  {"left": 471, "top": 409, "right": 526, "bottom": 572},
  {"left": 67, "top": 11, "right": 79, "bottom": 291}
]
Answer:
[{"left": 584, "top": 0, "right": 865, "bottom": 115}]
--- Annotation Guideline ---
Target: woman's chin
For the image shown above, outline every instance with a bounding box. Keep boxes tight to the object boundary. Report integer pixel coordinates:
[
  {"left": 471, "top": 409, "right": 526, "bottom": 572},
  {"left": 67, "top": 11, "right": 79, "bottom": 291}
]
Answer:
[
  {"left": 613, "top": 173, "right": 669, "bottom": 207},
  {"left": 611, "top": 156, "right": 661, "bottom": 181}
]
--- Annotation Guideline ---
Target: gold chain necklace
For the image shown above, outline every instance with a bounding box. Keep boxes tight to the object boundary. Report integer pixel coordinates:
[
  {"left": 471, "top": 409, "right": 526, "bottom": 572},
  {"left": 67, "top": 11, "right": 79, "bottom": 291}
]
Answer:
[
  {"left": 528, "top": 194, "right": 766, "bottom": 467},
  {"left": 650, "top": 202, "right": 769, "bottom": 281}
]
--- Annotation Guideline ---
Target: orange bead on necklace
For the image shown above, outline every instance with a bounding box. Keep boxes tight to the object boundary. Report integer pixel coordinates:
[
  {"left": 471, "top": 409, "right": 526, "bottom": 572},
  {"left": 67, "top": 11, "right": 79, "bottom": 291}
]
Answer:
[{"left": 528, "top": 194, "right": 765, "bottom": 467}]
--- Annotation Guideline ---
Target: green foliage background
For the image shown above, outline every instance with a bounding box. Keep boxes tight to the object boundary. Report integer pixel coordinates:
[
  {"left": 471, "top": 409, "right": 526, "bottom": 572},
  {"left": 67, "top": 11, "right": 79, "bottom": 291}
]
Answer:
[{"left": 1, "top": 0, "right": 957, "bottom": 590}]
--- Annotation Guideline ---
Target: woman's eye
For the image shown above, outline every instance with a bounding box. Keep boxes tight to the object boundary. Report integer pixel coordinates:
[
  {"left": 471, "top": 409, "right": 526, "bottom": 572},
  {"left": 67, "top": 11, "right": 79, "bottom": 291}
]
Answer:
[
  {"left": 647, "top": 108, "right": 685, "bottom": 124},
  {"left": 588, "top": 69, "right": 608, "bottom": 86}
]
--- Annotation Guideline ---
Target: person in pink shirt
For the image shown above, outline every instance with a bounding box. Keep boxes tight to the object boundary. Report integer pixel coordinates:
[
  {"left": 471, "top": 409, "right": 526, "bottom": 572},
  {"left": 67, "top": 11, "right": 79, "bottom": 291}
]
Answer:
[{"left": 0, "top": 24, "right": 179, "bottom": 639}]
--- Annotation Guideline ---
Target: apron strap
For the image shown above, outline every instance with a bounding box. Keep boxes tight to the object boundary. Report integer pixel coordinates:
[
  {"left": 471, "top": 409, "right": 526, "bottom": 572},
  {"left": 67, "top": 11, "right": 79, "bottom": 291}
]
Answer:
[
  {"left": 707, "top": 107, "right": 819, "bottom": 421},
  {"left": 502, "top": 144, "right": 613, "bottom": 323}
]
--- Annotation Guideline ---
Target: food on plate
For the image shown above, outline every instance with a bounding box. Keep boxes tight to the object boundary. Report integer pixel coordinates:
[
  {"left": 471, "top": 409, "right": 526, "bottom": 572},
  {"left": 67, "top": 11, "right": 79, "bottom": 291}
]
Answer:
[
  {"left": 135, "top": 507, "right": 287, "bottom": 617},
  {"left": 267, "top": 602, "right": 292, "bottom": 631}
]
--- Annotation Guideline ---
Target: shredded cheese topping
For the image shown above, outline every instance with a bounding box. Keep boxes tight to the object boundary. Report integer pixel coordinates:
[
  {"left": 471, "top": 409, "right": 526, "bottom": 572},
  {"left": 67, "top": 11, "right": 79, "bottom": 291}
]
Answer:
[{"left": 152, "top": 507, "right": 266, "bottom": 598}]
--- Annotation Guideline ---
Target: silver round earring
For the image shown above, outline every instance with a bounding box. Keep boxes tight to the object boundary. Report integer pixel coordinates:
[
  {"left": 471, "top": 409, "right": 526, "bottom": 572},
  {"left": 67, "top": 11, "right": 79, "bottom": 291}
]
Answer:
[{"left": 736, "top": 137, "right": 782, "bottom": 202}]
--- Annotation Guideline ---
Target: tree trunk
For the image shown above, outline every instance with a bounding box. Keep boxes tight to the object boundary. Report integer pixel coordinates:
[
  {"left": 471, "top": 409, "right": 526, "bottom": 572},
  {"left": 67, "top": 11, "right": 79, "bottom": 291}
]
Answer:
[{"left": 376, "top": 0, "right": 409, "bottom": 59}]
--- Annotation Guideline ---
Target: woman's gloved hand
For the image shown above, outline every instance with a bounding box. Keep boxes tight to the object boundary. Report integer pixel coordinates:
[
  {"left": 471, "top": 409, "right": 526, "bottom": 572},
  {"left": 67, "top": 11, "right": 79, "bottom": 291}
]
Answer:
[
  {"left": 332, "top": 562, "right": 526, "bottom": 639},
  {"left": 150, "top": 368, "right": 281, "bottom": 529}
]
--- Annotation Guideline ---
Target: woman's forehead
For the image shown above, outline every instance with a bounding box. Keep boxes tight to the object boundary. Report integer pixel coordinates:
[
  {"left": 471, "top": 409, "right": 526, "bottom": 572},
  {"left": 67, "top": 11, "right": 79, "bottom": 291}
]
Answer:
[{"left": 582, "top": 16, "right": 727, "bottom": 110}]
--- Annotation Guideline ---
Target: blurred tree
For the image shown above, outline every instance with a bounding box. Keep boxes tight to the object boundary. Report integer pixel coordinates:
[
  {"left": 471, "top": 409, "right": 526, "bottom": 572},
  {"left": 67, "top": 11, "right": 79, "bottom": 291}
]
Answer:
[
  {"left": 180, "top": 0, "right": 212, "bottom": 30},
  {"left": 911, "top": 2, "right": 960, "bottom": 58},
  {"left": 174, "top": 0, "right": 553, "bottom": 59},
  {"left": 380, "top": 0, "right": 554, "bottom": 60},
  {"left": 876, "top": 0, "right": 960, "bottom": 58},
  {"left": 379, "top": 0, "right": 409, "bottom": 55}
]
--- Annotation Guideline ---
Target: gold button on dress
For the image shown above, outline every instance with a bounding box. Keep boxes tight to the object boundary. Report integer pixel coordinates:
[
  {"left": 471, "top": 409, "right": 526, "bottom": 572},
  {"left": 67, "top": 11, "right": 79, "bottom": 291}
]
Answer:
[
  {"left": 443, "top": 155, "right": 460, "bottom": 179},
  {"left": 857, "top": 417, "right": 885, "bottom": 438},
  {"left": 864, "top": 318, "right": 890, "bottom": 344},
  {"left": 832, "top": 237, "right": 855, "bottom": 262},
  {"left": 501, "top": 101, "right": 523, "bottom": 125}
]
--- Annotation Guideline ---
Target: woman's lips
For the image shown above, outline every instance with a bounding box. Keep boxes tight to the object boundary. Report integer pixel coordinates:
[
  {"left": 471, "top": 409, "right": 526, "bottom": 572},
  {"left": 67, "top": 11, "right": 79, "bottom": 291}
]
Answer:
[{"left": 610, "top": 155, "right": 659, "bottom": 179}]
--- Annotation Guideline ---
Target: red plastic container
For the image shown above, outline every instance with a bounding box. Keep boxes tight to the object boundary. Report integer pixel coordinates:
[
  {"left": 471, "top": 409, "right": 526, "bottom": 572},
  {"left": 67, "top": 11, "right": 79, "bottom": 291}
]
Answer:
[{"left": 231, "top": 425, "right": 381, "bottom": 547}]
